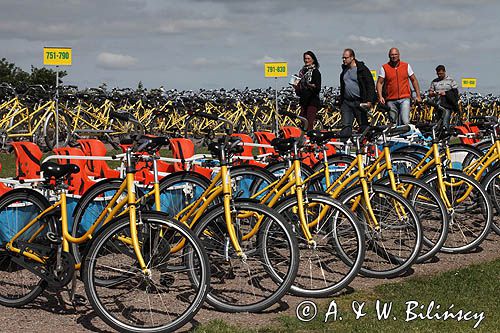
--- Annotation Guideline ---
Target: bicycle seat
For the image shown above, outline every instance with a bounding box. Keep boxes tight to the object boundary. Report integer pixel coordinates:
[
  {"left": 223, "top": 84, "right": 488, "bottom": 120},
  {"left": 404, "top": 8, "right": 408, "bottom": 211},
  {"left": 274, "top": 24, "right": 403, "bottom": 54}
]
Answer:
[
  {"left": 270, "top": 137, "right": 297, "bottom": 153},
  {"left": 307, "top": 130, "right": 340, "bottom": 145},
  {"left": 208, "top": 137, "right": 243, "bottom": 156},
  {"left": 41, "top": 161, "right": 80, "bottom": 179},
  {"left": 134, "top": 136, "right": 170, "bottom": 153}
]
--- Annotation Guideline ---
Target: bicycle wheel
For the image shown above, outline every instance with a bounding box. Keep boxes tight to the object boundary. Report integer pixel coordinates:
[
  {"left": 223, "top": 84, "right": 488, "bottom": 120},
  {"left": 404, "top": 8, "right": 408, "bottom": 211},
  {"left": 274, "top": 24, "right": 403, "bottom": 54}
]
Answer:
[
  {"left": 389, "top": 153, "right": 422, "bottom": 176},
  {"left": 0, "top": 189, "right": 54, "bottom": 306},
  {"left": 448, "top": 143, "right": 485, "bottom": 172},
  {"left": 193, "top": 200, "right": 299, "bottom": 312},
  {"left": 376, "top": 175, "right": 449, "bottom": 263},
  {"left": 82, "top": 211, "right": 209, "bottom": 333},
  {"left": 71, "top": 179, "right": 142, "bottom": 265},
  {"left": 339, "top": 185, "right": 422, "bottom": 278},
  {"left": 157, "top": 171, "right": 211, "bottom": 219},
  {"left": 482, "top": 166, "right": 500, "bottom": 235},
  {"left": 43, "top": 110, "right": 72, "bottom": 150},
  {"left": 423, "top": 170, "right": 493, "bottom": 253},
  {"left": 310, "top": 154, "right": 356, "bottom": 192},
  {"left": 230, "top": 165, "right": 277, "bottom": 201},
  {"left": 272, "top": 193, "right": 365, "bottom": 297}
]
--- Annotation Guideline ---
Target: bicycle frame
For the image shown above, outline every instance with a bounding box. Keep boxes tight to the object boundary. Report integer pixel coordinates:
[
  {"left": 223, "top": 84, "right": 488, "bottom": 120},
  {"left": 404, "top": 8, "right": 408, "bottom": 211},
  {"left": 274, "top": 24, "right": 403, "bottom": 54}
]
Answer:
[{"left": 5, "top": 165, "right": 149, "bottom": 273}]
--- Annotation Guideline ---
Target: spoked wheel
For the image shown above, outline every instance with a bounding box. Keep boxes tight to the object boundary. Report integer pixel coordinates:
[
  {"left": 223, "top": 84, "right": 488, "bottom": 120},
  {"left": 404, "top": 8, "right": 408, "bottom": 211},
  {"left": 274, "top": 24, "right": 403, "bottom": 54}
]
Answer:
[
  {"left": 193, "top": 200, "right": 299, "bottom": 313},
  {"left": 273, "top": 193, "right": 365, "bottom": 297},
  {"left": 82, "top": 211, "right": 210, "bottom": 333},
  {"left": 0, "top": 190, "right": 54, "bottom": 306},
  {"left": 482, "top": 167, "right": 500, "bottom": 235},
  {"left": 423, "top": 170, "right": 493, "bottom": 253},
  {"left": 376, "top": 175, "right": 449, "bottom": 263},
  {"left": 340, "top": 185, "right": 422, "bottom": 278},
  {"left": 42, "top": 110, "right": 72, "bottom": 150}
]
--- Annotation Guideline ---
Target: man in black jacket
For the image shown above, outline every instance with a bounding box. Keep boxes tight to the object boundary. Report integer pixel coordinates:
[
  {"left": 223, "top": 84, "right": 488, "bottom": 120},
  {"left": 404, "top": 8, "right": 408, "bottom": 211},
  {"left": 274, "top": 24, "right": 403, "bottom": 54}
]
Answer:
[{"left": 339, "top": 48, "right": 376, "bottom": 136}]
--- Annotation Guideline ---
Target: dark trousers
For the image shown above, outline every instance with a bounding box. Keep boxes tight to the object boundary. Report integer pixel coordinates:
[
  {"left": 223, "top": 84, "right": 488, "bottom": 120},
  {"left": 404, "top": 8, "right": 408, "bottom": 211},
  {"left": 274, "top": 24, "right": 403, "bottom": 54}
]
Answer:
[
  {"left": 340, "top": 100, "right": 368, "bottom": 136},
  {"left": 300, "top": 105, "right": 317, "bottom": 131}
]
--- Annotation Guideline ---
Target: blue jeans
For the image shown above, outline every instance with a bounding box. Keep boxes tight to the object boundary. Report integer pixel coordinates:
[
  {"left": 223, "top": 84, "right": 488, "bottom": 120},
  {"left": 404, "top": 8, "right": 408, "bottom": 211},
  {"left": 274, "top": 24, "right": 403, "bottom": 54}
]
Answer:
[{"left": 387, "top": 98, "right": 411, "bottom": 125}]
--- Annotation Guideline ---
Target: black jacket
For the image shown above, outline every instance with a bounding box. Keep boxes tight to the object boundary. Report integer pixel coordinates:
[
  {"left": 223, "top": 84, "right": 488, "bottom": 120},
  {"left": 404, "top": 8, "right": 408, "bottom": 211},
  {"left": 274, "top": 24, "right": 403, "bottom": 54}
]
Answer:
[
  {"left": 296, "top": 68, "right": 322, "bottom": 108},
  {"left": 441, "top": 88, "right": 460, "bottom": 113},
  {"left": 340, "top": 60, "right": 376, "bottom": 105}
]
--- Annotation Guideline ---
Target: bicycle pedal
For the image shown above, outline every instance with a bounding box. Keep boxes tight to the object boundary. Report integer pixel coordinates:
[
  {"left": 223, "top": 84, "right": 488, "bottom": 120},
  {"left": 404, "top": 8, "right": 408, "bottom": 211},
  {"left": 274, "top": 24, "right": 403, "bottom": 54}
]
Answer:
[{"left": 71, "top": 294, "right": 87, "bottom": 306}]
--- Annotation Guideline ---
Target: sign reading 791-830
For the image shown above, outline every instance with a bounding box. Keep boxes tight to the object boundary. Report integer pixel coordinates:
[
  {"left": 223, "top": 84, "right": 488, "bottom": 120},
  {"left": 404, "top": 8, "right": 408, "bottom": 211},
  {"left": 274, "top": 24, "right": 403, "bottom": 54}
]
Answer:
[
  {"left": 43, "top": 47, "right": 72, "bottom": 66},
  {"left": 264, "top": 62, "right": 288, "bottom": 77}
]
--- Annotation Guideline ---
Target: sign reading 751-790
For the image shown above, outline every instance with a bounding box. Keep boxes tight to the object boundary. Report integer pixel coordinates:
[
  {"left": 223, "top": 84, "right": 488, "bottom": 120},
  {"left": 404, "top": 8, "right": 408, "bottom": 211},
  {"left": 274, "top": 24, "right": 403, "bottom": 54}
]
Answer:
[
  {"left": 265, "top": 62, "right": 288, "bottom": 77},
  {"left": 43, "top": 47, "right": 72, "bottom": 66}
]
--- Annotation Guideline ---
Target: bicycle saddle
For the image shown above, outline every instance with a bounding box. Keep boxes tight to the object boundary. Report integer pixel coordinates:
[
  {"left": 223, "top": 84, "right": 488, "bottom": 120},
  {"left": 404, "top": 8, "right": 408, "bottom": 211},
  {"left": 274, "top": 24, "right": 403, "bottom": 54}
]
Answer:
[
  {"left": 270, "top": 137, "right": 297, "bottom": 153},
  {"left": 307, "top": 130, "right": 341, "bottom": 145},
  {"left": 41, "top": 161, "right": 80, "bottom": 179}
]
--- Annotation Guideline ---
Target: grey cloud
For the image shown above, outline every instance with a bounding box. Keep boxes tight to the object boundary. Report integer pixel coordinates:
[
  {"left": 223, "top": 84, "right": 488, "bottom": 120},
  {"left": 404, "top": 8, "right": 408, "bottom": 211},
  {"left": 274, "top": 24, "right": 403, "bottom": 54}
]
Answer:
[{"left": 400, "top": 10, "right": 475, "bottom": 30}]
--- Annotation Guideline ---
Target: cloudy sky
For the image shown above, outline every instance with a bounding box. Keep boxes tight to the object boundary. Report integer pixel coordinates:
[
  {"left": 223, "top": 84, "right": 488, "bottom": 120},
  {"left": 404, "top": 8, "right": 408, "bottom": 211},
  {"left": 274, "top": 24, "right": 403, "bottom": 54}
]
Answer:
[{"left": 1, "top": 0, "right": 499, "bottom": 93}]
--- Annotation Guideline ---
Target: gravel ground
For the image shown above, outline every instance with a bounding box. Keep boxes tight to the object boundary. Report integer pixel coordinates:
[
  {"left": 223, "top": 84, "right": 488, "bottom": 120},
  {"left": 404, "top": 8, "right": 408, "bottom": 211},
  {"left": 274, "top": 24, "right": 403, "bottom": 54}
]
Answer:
[{"left": 1, "top": 232, "right": 498, "bottom": 332}]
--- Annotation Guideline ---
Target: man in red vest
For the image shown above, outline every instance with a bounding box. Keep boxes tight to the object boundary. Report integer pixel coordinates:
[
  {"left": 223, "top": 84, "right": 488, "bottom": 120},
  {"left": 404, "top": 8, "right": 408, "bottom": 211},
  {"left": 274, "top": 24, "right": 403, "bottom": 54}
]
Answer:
[{"left": 376, "top": 48, "right": 422, "bottom": 125}]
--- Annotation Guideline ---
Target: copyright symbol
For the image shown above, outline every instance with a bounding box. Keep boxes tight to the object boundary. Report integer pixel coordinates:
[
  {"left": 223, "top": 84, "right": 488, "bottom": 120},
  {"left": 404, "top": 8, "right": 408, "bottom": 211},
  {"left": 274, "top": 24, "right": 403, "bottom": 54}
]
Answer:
[{"left": 296, "top": 300, "right": 317, "bottom": 322}]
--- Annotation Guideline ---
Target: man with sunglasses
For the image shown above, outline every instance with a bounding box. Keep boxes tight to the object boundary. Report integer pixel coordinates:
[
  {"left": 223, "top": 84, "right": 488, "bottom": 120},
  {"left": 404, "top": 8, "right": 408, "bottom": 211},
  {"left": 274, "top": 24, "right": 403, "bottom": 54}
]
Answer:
[{"left": 339, "top": 48, "right": 376, "bottom": 136}]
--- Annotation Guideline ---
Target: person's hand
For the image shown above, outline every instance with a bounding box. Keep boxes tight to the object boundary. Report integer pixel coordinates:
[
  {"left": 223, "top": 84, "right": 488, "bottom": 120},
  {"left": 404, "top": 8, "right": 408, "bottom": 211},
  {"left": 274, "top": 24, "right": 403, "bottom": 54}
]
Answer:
[
  {"left": 438, "top": 91, "right": 446, "bottom": 96},
  {"left": 379, "top": 96, "right": 385, "bottom": 105},
  {"left": 429, "top": 90, "right": 436, "bottom": 97},
  {"left": 365, "top": 101, "right": 372, "bottom": 108},
  {"left": 415, "top": 96, "right": 422, "bottom": 103}
]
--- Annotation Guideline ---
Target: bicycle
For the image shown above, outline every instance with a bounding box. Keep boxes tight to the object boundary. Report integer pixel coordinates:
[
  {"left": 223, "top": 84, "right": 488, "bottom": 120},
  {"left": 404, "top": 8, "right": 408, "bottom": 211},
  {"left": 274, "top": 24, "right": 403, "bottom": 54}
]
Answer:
[{"left": 0, "top": 134, "right": 210, "bottom": 332}]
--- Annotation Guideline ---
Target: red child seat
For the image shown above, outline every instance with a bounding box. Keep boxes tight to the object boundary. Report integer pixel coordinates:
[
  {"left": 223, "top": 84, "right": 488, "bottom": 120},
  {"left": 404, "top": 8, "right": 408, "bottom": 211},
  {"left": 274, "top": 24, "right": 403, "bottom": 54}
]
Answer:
[
  {"left": 253, "top": 131, "right": 277, "bottom": 155},
  {"left": 230, "top": 133, "right": 266, "bottom": 167},
  {"left": 53, "top": 147, "right": 96, "bottom": 195},
  {"left": 77, "top": 139, "right": 121, "bottom": 178},
  {"left": 455, "top": 122, "right": 480, "bottom": 145},
  {"left": 169, "top": 138, "right": 212, "bottom": 179},
  {"left": 281, "top": 126, "right": 302, "bottom": 139},
  {"left": 10, "top": 141, "right": 43, "bottom": 180}
]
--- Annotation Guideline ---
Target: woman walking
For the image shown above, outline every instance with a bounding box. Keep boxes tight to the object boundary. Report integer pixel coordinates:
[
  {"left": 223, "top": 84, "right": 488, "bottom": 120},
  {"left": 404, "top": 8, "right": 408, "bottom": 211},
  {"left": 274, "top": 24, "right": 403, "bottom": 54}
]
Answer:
[{"left": 293, "top": 50, "right": 321, "bottom": 130}]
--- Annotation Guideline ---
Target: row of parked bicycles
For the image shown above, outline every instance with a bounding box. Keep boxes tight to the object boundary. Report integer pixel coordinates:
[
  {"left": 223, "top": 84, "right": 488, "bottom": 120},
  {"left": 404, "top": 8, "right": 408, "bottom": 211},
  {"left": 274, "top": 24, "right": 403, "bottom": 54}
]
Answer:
[
  {"left": 0, "top": 98, "right": 499, "bottom": 332},
  {"left": 1, "top": 82, "right": 499, "bottom": 151}
]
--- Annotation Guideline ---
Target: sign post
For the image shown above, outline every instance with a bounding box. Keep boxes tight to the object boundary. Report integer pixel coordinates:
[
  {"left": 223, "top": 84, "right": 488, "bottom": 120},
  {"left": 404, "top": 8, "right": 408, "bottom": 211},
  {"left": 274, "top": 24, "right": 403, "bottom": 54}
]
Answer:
[
  {"left": 461, "top": 78, "right": 477, "bottom": 121},
  {"left": 43, "top": 47, "right": 72, "bottom": 148},
  {"left": 264, "top": 62, "right": 287, "bottom": 133}
]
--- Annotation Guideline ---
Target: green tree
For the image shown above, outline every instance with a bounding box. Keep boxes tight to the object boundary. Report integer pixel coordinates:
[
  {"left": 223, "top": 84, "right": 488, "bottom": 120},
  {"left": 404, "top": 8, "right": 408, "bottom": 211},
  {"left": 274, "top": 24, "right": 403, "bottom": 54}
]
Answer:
[
  {"left": 0, "top": 57, "right": 30, "bottom": 86},
  {"left": 29, "top": 66, "right": 67, "bottom": 88}
]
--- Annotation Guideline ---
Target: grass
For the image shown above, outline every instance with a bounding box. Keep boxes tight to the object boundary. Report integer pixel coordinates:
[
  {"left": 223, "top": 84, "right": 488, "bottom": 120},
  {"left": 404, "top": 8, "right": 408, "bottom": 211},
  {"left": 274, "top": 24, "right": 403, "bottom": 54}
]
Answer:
[{"left": 194, "top": 259, "right": 500, "bottom": 333}]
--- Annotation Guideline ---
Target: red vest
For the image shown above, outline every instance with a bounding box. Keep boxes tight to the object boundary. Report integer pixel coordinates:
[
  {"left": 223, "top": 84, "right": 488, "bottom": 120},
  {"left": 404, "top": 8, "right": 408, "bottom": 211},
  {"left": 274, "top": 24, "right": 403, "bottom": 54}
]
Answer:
[{"left": 382, "top": 61, "right": 411, "bottom": 100}]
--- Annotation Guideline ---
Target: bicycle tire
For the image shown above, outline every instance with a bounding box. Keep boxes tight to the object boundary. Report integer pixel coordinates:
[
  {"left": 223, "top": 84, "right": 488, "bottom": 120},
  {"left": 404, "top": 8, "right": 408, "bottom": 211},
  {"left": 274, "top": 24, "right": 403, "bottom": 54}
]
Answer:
[
  {"left": 422, "top": 170, "right": 493, "bottom": 253},
  {"left": 339, "top": 184, "right": 422, "bottom": 278},
  {"left": 230, "top": 165, "right": 277, "bottom": 201},
  {"left": 272, "top": 193, "right": 365, "bottom": 297},
  {"left": 157, "top": 171, "right": 212, "bottom": 218},
  {"left": 193, "top": 200, "right": 299, "bottom": 312},
  {"left": 0, "top": 189, "right": 54, "bottom": 306},
  {"left": 481, "top": 166, "right": 500, "bottom": 235},
  {"left": 43, "top": 110, "right": 72, "bottom": 150},
  {"left": 376, "top": 175, "right": 449, "bottom": 263},
  {"left": 82, "top": 211, "right": 210, "bottom": 333}
]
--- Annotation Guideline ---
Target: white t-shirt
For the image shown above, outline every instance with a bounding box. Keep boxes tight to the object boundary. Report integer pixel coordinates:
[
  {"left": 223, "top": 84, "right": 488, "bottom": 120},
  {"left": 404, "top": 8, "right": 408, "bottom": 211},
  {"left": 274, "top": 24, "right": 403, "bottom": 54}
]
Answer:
[{"left": 379, "top": 63, "right": 414, "bottom": 78}]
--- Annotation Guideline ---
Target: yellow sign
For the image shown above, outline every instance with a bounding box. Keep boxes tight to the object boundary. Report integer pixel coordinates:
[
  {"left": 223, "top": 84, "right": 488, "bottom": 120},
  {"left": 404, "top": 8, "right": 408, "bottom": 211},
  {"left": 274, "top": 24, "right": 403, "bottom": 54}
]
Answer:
[
  {"left": 264, "top": 62, "right": 287, "bottom": 77},
  {"left": 371, "top": 70, "right": 377, "bottom": 81},
  {"left": 43, "top": 47, "right": 72, "bottom": 66},
  {"left": 461, "top": 78, "right": 477, "bottom": 88}
]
